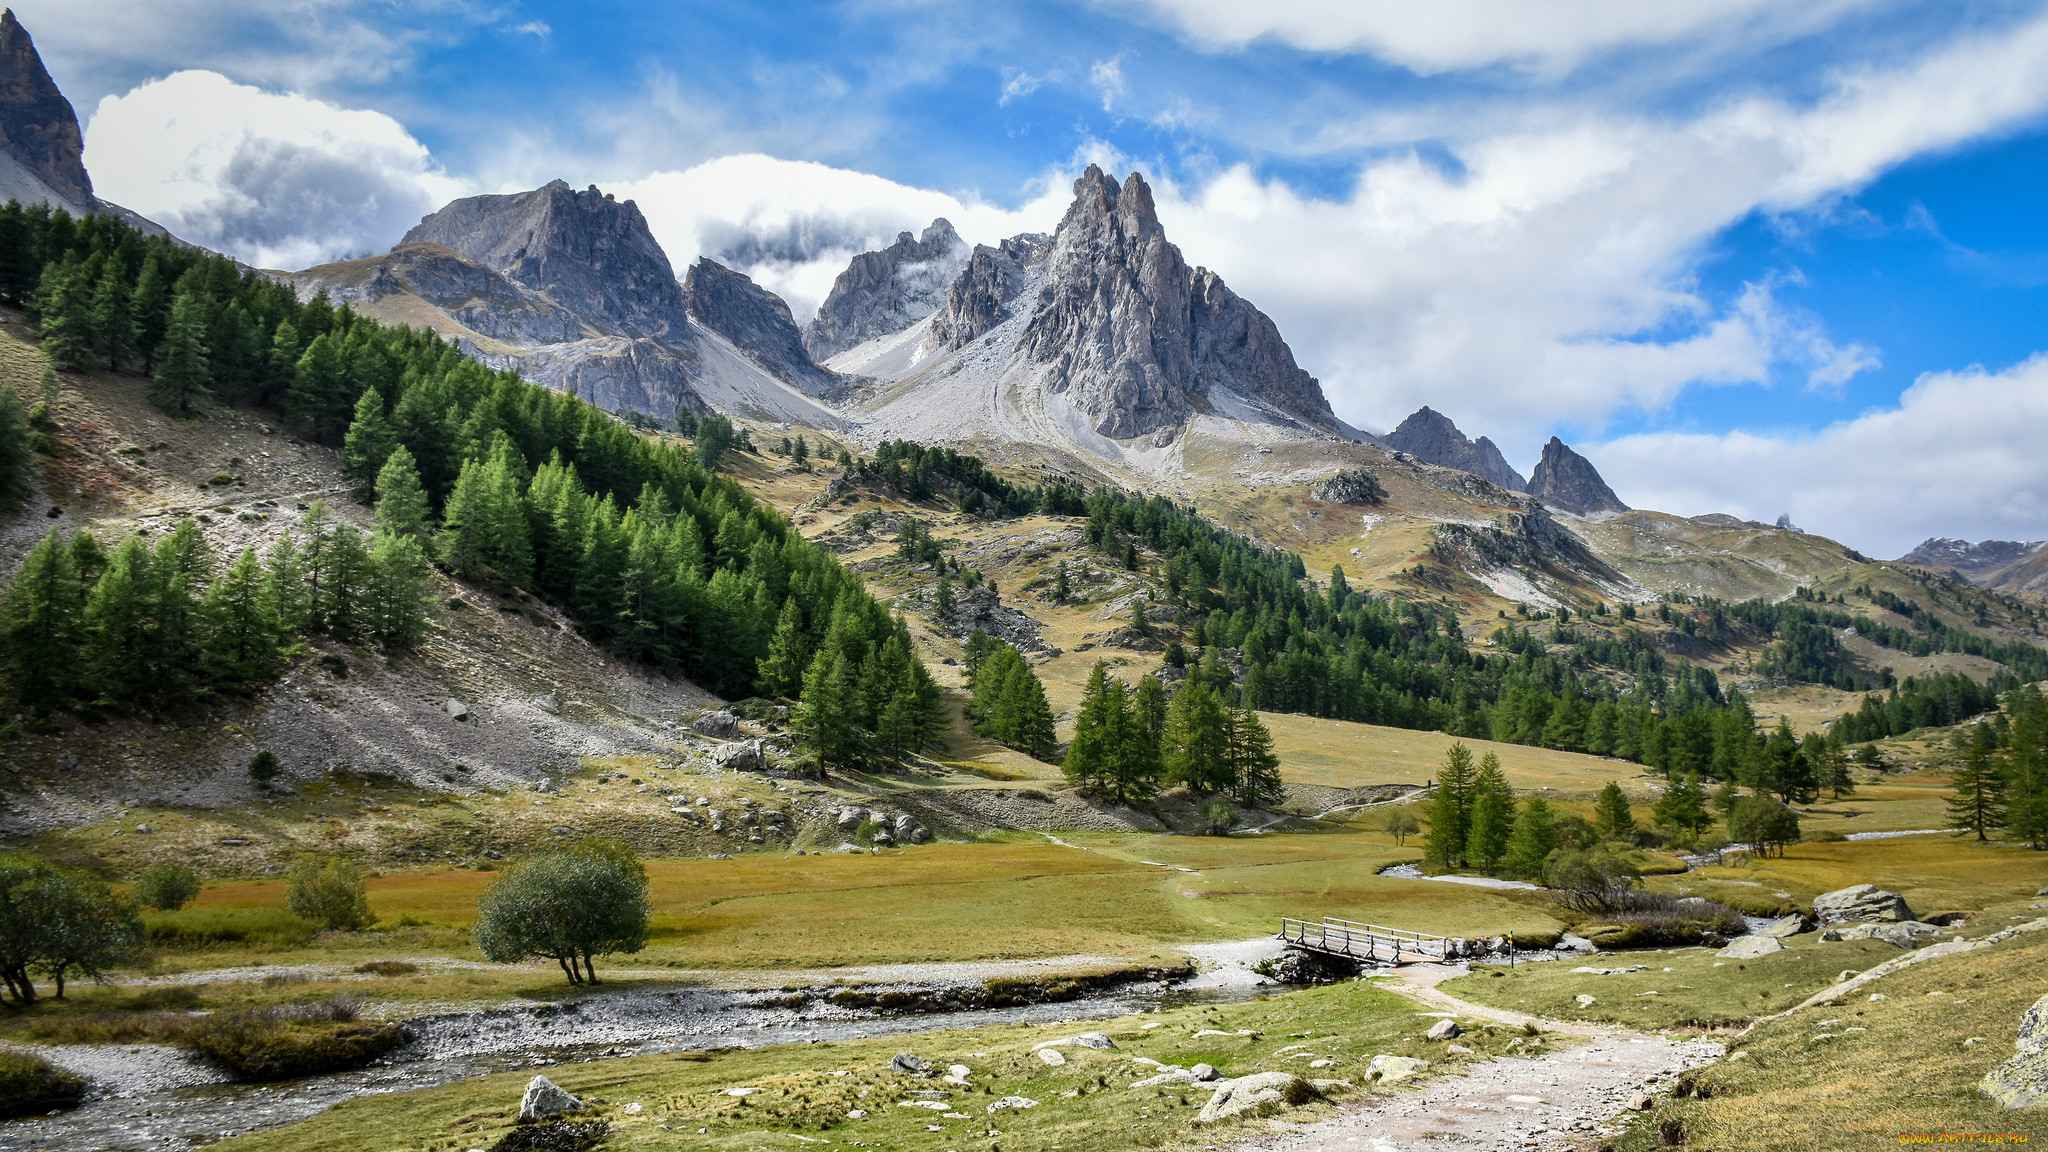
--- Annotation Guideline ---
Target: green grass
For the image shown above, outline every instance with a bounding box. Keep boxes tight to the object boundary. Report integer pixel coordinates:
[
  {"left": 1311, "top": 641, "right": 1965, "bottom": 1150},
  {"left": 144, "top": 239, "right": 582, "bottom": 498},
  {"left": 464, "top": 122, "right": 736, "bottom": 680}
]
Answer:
[
  {"left": 1674, "top": 835, "right": 2048, "bottom": 916},
  {"left": 1614, "top": 919, "right": 2048, "bottom": 1150},
  {"left": 1440, "top": 935, "right": 1907, "bottom": 1030},
  {"left": 210, "top": 979, "right": 1560, "bottom": 1152}
]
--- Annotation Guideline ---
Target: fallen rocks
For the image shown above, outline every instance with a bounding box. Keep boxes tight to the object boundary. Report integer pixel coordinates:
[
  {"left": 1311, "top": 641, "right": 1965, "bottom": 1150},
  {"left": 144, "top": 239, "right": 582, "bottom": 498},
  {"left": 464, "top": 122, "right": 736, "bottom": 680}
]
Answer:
[
  {"left": 520, "top": 1075, "right": 583, "bottom": 1121},
  {"left": 692, "top": 710, "right": 741, "bottom": 738},
  {"left": 1196, "top": 1072, "right": 1312, "bottom": 1124},
  {"left": 1813, "top": 884, "right": 1915, "bottom": 925},
  {"left": 1983, "top": 992, "right": 2048, "bottom": 1108},
  {"left": 1821, "top": 921, "right": 1942, "bottom": 948},
  {"left": 712, "top": 739, "right": 766, "bottom": 772},
  {"left": 1426, "top": 1019, "right": 1462, "bottom": 1041},
  {"left": 1717, "top": 935, "right": 1786, "bottom": 959}
]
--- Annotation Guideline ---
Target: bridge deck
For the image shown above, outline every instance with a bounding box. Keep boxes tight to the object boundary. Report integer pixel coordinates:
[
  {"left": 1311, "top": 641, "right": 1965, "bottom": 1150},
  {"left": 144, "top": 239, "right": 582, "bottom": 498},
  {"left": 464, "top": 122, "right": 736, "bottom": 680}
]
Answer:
[{"left": 1278, "top": 916, "right": 1454, "bottom": 964}]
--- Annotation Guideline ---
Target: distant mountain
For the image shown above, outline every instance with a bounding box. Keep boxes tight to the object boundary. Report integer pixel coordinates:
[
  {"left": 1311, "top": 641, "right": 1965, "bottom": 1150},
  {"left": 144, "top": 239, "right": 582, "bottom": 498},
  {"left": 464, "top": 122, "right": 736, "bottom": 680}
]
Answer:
[
  {"left": 0, "top": 9, "right": 89, "bottom": 213},
  {"left": 1898, "top": 537, "right": 2048, "bottom": 593},
  {"left": 296, "top": 180, "right": 843, "bottom": 427},
  {"left": 1527, "top": 437, "right": 1628, "bottom": 517},
  {"left": 1383, "top": 407, "right": 1526, "bottom": 492},
  {"left": 803, "top": 220, "right": 966, "bottom": 361}
]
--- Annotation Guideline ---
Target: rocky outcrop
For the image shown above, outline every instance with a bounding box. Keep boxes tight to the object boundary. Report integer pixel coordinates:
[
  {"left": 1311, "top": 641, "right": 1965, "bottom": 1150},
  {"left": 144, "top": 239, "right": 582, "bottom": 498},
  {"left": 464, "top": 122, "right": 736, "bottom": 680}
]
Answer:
[
  {"left": 0, "top": 11, "right": 89, "bottom": 210},
  {"left": 402, "top": 180, "right": 688, "bottom": 340},
  {"left": 684, "top": 257, "right": 842, "bottom": 397},
  {"left": 804, "top": 219, "right": 968, "bottom": 360},
  {"left": 1309, "top": 470, "right": 1386, "bottom": 505},
  {"left": 1983, "top": 992, "right": 2048, "bottom": 1109},
  {"left": 1019, "top": 166, "right": 1335, "bottom": 439},
  {"left": 295, "top": 243, "right": 585, "bottom": 345},
  {"left": 1527, "top": 437, "right": 1628, "bottom": 517},
  {"left": 1384, "top": 407, "right": 1527, "bottom": 491},
  {"left": 930, "top": 235, "right": 1042, "bottom": 351},
  {"left": 1812, "top": 883, "right": 1915, "bottom": 925},
  {"left": 1898, "top": 538, "right": 2048, "bottom": 594}
]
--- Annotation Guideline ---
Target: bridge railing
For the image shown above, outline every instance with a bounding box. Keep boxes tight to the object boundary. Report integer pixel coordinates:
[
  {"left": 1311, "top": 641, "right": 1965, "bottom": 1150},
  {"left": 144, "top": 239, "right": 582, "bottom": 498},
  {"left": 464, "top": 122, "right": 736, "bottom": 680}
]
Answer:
[{"left": 1277, "top": 916, "right": 1453, "bottom": 962}]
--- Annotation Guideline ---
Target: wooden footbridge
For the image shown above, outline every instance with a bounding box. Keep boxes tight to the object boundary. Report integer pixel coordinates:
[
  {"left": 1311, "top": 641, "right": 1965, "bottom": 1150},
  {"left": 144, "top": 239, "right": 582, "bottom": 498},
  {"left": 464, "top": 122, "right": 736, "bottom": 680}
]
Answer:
[{"left": 1278, "top": 916, "right": 1466, "bottom": 965}]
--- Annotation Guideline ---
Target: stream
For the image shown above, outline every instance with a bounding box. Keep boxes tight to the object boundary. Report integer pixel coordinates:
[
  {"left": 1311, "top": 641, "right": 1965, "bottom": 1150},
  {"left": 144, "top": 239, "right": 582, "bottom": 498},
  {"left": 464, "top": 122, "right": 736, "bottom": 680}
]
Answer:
[{"left": 0, "top": 976, "right": 1265, "bottom": 1152}]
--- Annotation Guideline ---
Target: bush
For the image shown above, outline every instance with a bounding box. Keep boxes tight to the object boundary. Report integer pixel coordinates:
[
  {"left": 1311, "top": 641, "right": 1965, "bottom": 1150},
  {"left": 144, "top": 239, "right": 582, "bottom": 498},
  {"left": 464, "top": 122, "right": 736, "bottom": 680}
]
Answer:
[
  {"left": 1201, "top": 797, "right": 1241, "bottom": 836},
  {"left": 0, "top": 1050, "right": 86, "bottom": 1118},
  {"left": 247, "top": 750, "right": 280, "bottom": 782},
  {"left": 1542, "top": 844, "right": 1642, "bottom": 913},
  {"left": 1584, "top": 892, "right": 1746, "bottom": 949},
  {"left": 354, "top": 959, "right": 418, "bottom": 976},
  {"left": 489, "top": 1119, "right": 610, "bottom": 1152},
  {"left": 144, "top": 905, "right": 316, "bottom": 949},
  {"left": 183, "top": 996, "right": 398, "bottom": 1080},
  {"left": 1728, "top": 797, "right": 1801, "bottom": 857},
  {"left": 473, "top": 838, "right": 649, "bottom": 984},
  {"left": 134, "top": 862, "right": 202, "bottom": 911},
  {"left": 286, "top": 855, "right": 373, "bottom": 931}
]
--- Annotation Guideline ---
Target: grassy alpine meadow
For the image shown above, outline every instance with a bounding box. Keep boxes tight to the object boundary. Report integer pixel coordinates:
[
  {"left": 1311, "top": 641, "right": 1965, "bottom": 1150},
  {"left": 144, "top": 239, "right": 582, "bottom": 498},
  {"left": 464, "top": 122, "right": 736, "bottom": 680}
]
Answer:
[
  {"left": 207, "top": 977, "right": 1555, "bottom": 1152},
  {"left": 1255, "top": 712, "right": 1652, "bottom": 796},
  {"left": 1614, "top": 920, "right": 2048, "bottom": 1151},
  {"left": 1671, "top": 834, "right": 2048, "bottom": 917}
]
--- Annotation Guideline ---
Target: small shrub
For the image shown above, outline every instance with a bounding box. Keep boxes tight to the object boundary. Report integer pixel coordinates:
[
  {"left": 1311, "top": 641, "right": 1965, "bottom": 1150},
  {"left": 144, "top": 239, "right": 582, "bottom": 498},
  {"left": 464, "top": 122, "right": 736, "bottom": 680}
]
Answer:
[
  {"left": 1807, "top": 829, "right": 1847, "bottom": 843},
  {"left": 0, "top": 1050, "right": 86, "bottom": 1118},
  {"left": 134, "top": 862, "right": 202, "bottom": 911},
  {"left": 1201, "top": 797, "right": 1240, "bottom": 836},
  {"left": 247, "top": 751, "right": 280, "bottom": 782},
  {"left": 144, "top": 905, "right": 317, "bottom": 949},
  {"left": 183, "top": 997, "right": 395, "bottom": 1080},
  {"left": 286, "top": 855, "right": 373, "bottom": 931},
  {"left": 489, "top": 1119, "right": 610, "bottom": 1152},
  {"left": 1281, "top": 1075, "right": 1319, "bottom": 1106},
  {"left": 354, "top": 959, "right": 418, "bottom": 977}
]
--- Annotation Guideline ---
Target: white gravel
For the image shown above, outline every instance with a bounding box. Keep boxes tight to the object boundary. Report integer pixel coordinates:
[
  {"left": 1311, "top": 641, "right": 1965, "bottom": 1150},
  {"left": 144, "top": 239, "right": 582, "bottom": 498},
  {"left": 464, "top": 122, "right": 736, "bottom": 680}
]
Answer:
[{"left": 1182, "top": 938, "right": 1288, "bottom": 989}]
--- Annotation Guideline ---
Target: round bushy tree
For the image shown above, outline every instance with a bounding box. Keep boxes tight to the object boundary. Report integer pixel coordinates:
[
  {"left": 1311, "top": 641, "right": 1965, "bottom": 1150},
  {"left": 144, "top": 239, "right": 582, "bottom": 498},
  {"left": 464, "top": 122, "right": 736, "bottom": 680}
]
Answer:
[
  {"left": 134, "top": 862, "right": 201, "bottom": 911},
  {"left": 473, "top": 839, "right": 649, "bottom": 984},
  {"left": 286, "top": 855, "right": 373, "bottom": 931}
]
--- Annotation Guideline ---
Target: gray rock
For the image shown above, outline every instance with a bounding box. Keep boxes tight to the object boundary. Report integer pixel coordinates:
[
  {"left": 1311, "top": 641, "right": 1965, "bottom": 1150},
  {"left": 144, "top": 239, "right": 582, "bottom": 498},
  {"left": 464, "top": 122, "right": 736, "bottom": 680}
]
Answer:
[
  {"left": 0, "top": 12, "right": 95, "bottom": 211},
  {"left": 891, "top": 1053, "right": 925, "bottom": 1073},
  {"left": 837, "top": 806, "right": 865, "bottom": 832},
  {"left": 1813, "top": 884, "right": 1916, "bottom": 925},
  {"left": 930, "top": 235, "right": 1040, "bottom": 351},
  {"left": 712, "top": 739, "right": 766, "bottom": 773},
  {"left": 134, "top": 824, "right": 153, "bottom": 834},
  {"left": 1383, "top": 407, "right": 1528, "bottom": 492},
  {"left": 1425, "top": 1019, "right": 1461, "bottom": 1041},
  {"left": 892, "top": 814, "right": 928, "bottom": 844},
  {"left": 1527, "top": 437, "right": 1628, "bottom": 516},
  {"left": 1717, "top": 935, "right": 1786, "bottom": 959},
  {"left": 692, "top": 710, "right": 741, "bottom": 739},
  {"left": 1365, "top": 1055, "right": 1430, "bottom": 1084},
  {"left": 1195, "top": 1072, "right": 1309, "bottom": 1124},
  {"left": 1820, "top": 921, "right": 1941, "bottom": 948},
  {"left": 445, "top": 698, "right": 470, "bottom": 721},
  {"left": 1308, "top": 470, "right": 1387, "bottom": 506},
  {"left": 685, "top": 258, "right": 843, "bottom": 398},
  {"left": 1983, "top": 992, "right": 2048, "bottom": 1108},
  {"left": 533, "top": 693, "right": 560, "bottom": 715},
  {"left": 805, "top": 219, "right": 969, "bottom": 360},
  {"left": 1075, "top": 1032, "right": 1116, "bottom": 1050},
  {"left": 520, "top": 1075, "right": 583, "bottom": 1121},
  {"left": 1761, "top": 914, "right": 1811, "bottom": 938}
]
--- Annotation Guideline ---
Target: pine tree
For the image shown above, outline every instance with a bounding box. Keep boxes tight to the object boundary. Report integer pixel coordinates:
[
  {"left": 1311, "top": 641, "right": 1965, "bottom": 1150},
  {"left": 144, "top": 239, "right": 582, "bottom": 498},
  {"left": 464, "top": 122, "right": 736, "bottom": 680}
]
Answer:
[
  {"left": 1592, "top": 781, "right": 1637, "bottom": 841},
  {"left": 1064, "top": 662, "right": 1116, "bottom": 794},
  {"left": 129, "top": 255, "right": 168, "bottom": 372},
  {"left": 1, "top": 529, "right": 82, "bottom": 710},
  {"left": 439, "top": 452, "right": 532, "bottom": 588},
  {"left": 2003, "top": 686, "right": 2048, "bottom": 850},
  {"left": 1131, "top": 596, "right": 1151, "bottom": 637},
  {"left": 34, "top": 256, "right": 93, "bottom": 370},
  {"left": 1423, "top": 742, "right": 1477, "bottom": 870},
  {"left": 794, "top": 649, "right": 860, "bottom": 769},
  {"left": 756, "top": 597, "right": 810, "bottom": 699},
  {"left": 0, "top": 386, "right": 30, "bottom": 509},
  {"left": 1504, "top": 797, "right": 1559, "bottom": 878},
  {"left": 1464, "top": 752, "right": 1514, "bottom": 869},
  {"left": 202, "top": 548, "right": 284, "bottom": 688},
  {"left": 1133, "top": 674, "right": 1166, "bottom": 742},
  {"left": 266, "top": 532, "right": 311, "bottom": 635},
  {"left": 88, "top": 253, "right": 137, "bottom": 372},
  {"left": 373, "top": 445, "right": 431, "bottom": 537},
  {"left": 1111, "top": 683, "right": 1163, "bottom": 805},
  {"left": 1162, "top": 681, "right": 1233, "bottom": 793},
  {"left": 1946, "top": 723, "right": 2008, "bottom": 842},
  {"left": 1653, "top": 772, "right": 1711, "bottom": 844},
  {"left": 149, "top": 291, "right": 212, "bottom": 415},
  {"left": 1000, "top": 665, "right": 1057, "bottom": 761},
  {"left": 341, "top": 387, "right": 397, "bottom": 494},
  {"left": 1053, "top": 560, "right": 1071, "bottom": 602},
  {"left": 932, "top": 575, "right": 955, "bottom": 620},
  {"left": 363, "top": 530, "right": 431, "bottom": 649},
  {"left": 82, "top": 536, "right": 156, "bottom": 707},
  {"left": 1225, "top": 706, "right": 1282, "bottom": 807}
]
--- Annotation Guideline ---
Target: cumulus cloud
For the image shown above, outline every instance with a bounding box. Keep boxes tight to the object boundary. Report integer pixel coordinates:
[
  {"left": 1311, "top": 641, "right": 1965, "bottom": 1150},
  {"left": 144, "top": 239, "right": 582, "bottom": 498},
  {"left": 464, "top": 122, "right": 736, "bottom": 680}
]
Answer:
[
  {"left": 83, "top": 70, "right": 465, "bottom": 269},
  {"left": 1594, "top": 355, "right": 2048, "bottom": 557},
  {"left": 610, "top": 155, "right": 1071, "bottom": 320},
  {"left": 1111, "top": 0, "right": 1888, "bottom": 76}
]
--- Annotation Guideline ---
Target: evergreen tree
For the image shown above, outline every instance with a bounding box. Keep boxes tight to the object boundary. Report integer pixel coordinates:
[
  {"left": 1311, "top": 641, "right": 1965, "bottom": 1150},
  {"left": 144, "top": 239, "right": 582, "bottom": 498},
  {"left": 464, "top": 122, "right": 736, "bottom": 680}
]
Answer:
[
  {"left": 2003, "top": 686, "right": 2048, "bottom": 850},
  {"left": 1592, "top": 781, "right": 1637, "bottom": 841},
  {"left": 128, "top": 255, "right": 168, "bottom": 372},
  {"left": 88, "top": 253, "right": 137, "bottom": 372},
  {"left": 0, "top": 386, "right": 31, "bottom": 509},
  {"left": 999, "top": 663, "right": 1058, "bottom": 761},
  {"left": 1464, "top": 752, "right": 1514, "bottom": 869},
  {"left": 1133, "top": 674, "right": 1166, "bottom": 742},
  {"left": 33, "top": 256, "right": 93, "bottom": 370},
  {"left": 794, "top": 649, "right": 860, "bottom": 769},
  {"left": 340, "top": 387, "right": 397, "bottom": 493},
  {"left": 1131, "top": 596, "right": 1151, "bottom": 637},
  {"left": 1653, "top": 772, "right": 1711, "bottom": 843},
  {"left": 755, "top": 597, "right": 810, "bottom": 699},
  {"left": 1, "top": 529, "right": 82, "bottom": 709},
  {"left": 149, "top": 290, "right": 212, "bottom": 415},
  {"left": 1727, "top": 796, "right": 1801, "bottom": 856},
  {"left": 1225, "top": 706, "right": 1282, "bottom": 807},
  {"left": 1053, "top": 560, "right": 1071, "bottom": 602},
  {"left": 372, "top": 445, "right": 431, "bottom": 538},
  {"left": 439, "top": 451, "right": 532, "bottom": 588},
  {"left": 363, "top": 531, "right": 431, "bottom": 649},
  {"left": 1162, "top": 680, "right": 1233, "bottom": 793},
  {"left": 81, "top": 537, "right": 157, "bottom": 707},
  {"left": 1504, "top": 796, "right": 1559, "bottom": 879},
  {"left": 1423, "top": 742, "right": 1477, "bottom": 870},
  {"left": 265, "top": 532, "right": 311, "bottom": 635},
  {"left": 932, "top": 575, "right": 955, "bottom": 619},
  {"left": 1946, "top": 723, "right": 2008, "bottom": 842},
  {"left": 1064, "top": 662, "right": 1116, "bottom": 795},
  {"left": 201, "top": 548, "right": 284, "bottom": 688}
]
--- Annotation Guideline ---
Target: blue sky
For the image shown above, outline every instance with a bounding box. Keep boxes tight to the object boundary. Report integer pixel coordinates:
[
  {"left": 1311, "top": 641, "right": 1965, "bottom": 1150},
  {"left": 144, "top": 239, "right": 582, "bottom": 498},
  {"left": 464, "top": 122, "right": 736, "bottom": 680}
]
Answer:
[{"left": 23, "top": 1, "right": 2048, "bottom": 554}]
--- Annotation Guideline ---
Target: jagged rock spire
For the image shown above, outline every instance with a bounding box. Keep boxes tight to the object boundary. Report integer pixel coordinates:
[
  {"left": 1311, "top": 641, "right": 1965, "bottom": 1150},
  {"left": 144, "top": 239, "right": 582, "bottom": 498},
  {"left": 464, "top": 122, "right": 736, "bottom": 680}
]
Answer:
[{"left": 0, "top": 10, "right": 92, "bottom": 208}]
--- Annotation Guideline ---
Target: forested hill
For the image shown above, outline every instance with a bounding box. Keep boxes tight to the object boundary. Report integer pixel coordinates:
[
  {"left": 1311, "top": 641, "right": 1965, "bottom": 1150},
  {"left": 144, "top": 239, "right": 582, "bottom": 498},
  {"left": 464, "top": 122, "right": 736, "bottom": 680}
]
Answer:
[{"left": 0, "top": 202, "right": 939, "bottom": 761}]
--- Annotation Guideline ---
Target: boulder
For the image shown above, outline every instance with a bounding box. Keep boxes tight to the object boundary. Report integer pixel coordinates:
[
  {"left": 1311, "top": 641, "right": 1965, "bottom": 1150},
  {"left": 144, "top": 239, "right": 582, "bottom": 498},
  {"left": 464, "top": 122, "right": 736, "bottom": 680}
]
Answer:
[
  {"left": 1037, "top": 1048, "right": 1066, "bottom": 1066},
  {"left": 1813, "top": 884, "right": 1914, "bottom": 925},
  {"left": 713, "top": 739, "right": 766, "bottom": 772},
  {"left": 533, "top": 693, "right": 560, "bottom": 715},
  {"left": 987, "top": 1095, "right": 1039, "bottom": 1113},
  {"left": 1366, "top": 1055, "right": 1430, "bottom": 1084},
  {"left": 1821, "top": 921, "right": 1941, "bottom": 948},
  {"left": 893, "top": 814, "right": 929, "bottom": 844},
  {"left": 891, "top": 1053, "right": 925, "bottom": 1073},
  {"left": 520, "top": 1075, "right": 583, "bottom": 1121},
  {"left": 1426, "top": 1019, "right": 1461, "bottom": 1041},
  {"left": 1195, "top": 1072, "right": 1308, "bottom": 1124},
  {"left": 1075, "top": 1032, "right": 1116, "bottom": 1050},
  {"left": 837, "top": 806, "right": 864, "bottom": 832},
  {"left": 693, "top": 710, "right": 741, "bottom": 738},
  {"left": 1761, "top": 914, "right": 1810, "bottom": 938},
  {"left": 445, "top": 698, "right": 470, "bottom": 721},
  {"left": 1717, "top": 935, "right": 1786, "bottom": 959},
  {"left": 1982, "top": 992, "right": 2048, "bottom": 1109},
  {"left": 1191, "top": 1063, "right": 1219, "bottom": 1081}
]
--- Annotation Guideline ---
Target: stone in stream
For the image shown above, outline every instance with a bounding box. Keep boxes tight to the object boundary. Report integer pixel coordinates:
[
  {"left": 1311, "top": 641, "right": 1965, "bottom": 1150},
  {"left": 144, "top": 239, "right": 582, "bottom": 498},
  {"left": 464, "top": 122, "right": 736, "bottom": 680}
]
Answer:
[
  {"left": 1812, "top": 884, "right": 1915, "bottom": 925},
  {"left": 520, "top": 1075, "right": 583, "bottom": 1121},
  {"left": 1716, "top": 935, "right": 1785, "bottom": 959},
  {"left": 1983, "top": 992, "right": 2048, "bottom": 1108},
  {"left": 1426, "top": 1019, "right": 1461, "bottom": 1041}
]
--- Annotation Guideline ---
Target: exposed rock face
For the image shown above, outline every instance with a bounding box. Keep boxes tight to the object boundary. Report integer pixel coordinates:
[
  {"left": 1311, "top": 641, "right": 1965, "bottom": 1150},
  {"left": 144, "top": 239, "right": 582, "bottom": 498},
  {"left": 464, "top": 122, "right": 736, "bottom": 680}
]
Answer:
[
  {"left": 1898, "top": 537, "right": 2048, "bottom": 594},
  {"left": 1384, "top": 407, "right": 1527, "bottom": 492},
  {"left": 1309, "top": 470, "right": 1386, "bottom": 505},
  {"left": 1982, "top": 992, "right": 2048, "bottom": 1109},
  {"left": 684, "top": 257, "right": 842, "bottom": 397},
  {"left": 930, "top": 235, "right": 1042, "bottom": 351},
  {"left": 1019, "top": 166, "right": 1335, "bottom": 439},
  {"left": 298, "top": 243, "right": 584, "bottom": 345},
  {"left": 402, "top": 180, "right": 687, "bottom": 340},
  {"left": 0, "top": 11, "right": 89, "bottom": 209},
  {"left": 1527, "top": 437, "right": 1628, "bottom": 516},
  {"left": 804, "top": 219, "right": 967, "bottom": 360}
]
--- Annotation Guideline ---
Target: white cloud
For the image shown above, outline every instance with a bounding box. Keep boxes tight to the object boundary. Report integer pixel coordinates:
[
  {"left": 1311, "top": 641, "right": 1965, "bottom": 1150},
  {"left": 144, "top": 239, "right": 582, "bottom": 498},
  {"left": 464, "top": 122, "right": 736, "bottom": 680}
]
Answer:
[
  {"left": 1111, "top": 0, "right": 1888, "bottom": 76},
  {"left": 999, "top": 67, "right": 1043, "bottom": 106},
  {"left": 1594, "top": 355, "right": 2048, "bottom": 557},
  {"left": 83, "top": 70, "right": 466, "bottom": 269},
  {"left": 1090, "top": 55, "right": 1127, "bottom": 112},
  {"left": 610, "top": 155, "right": 1072, "bottom": 321}
]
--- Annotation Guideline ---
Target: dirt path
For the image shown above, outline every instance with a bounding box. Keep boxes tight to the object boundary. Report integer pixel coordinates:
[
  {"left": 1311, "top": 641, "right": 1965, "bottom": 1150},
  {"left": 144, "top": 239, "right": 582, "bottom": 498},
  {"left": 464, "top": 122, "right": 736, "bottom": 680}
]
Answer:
[{"left": 1230, "top": 963, "right": 1722, "bottom": 1152}]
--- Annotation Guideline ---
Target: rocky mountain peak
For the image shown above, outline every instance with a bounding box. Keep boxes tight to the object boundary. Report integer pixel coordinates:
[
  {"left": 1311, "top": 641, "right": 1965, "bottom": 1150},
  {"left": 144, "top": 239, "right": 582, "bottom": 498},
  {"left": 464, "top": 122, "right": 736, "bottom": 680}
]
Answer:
[
  {"left": 1527, "top": 437, "right": 1628, "bottom": 517},
  {"left": 803, "top": 217, "right": 968, "bottom": 360},
  {"left": 401, "top": 180, "right": 686, "bottom": 340},
  {"left": 0, "top": 10, "right": 92, "bottom": 210},
  {"left": 1019, "top": 166, "right": 1333, "bottom": 439},
  {"left": 685, "top": 257, "right": 842, "bottom": 397},
  {"left": 1383, "top": 406, "right": 1527, "bottom": 492}
]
